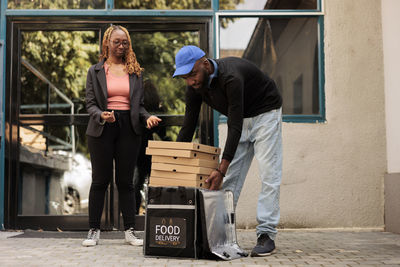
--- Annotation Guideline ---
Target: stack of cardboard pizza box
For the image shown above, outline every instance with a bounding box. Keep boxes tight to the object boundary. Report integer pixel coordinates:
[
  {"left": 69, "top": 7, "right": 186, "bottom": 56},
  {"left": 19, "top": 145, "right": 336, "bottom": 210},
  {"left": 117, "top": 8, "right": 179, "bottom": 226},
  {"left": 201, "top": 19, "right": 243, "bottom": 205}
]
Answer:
[{"left": 145, "top": 141, "right": 221, "bottom": 189}]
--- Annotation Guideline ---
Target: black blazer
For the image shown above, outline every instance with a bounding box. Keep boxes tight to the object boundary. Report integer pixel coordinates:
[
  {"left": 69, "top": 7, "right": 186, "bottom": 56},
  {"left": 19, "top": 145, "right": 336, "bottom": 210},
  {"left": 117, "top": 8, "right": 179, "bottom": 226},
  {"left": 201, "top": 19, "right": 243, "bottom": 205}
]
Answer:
[{"left": 85, "top": 60, "right": 151, "bottom": 137}]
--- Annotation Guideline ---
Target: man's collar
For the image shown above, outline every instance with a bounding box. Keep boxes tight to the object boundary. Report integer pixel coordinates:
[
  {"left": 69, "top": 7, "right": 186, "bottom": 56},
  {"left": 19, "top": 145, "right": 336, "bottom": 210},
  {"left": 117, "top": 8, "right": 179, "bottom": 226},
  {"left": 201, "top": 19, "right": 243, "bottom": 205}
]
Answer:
[{"left": 207, "top": 58, "right": 218, "bottom": 88}]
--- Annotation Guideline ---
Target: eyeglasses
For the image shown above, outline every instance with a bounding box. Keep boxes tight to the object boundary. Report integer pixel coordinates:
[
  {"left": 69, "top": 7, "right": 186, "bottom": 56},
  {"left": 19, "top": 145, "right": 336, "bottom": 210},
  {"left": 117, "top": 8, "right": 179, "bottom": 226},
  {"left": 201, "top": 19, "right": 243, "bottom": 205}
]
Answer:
[{"left": 111, "top": 39, "right": 129, "bottom": 47}]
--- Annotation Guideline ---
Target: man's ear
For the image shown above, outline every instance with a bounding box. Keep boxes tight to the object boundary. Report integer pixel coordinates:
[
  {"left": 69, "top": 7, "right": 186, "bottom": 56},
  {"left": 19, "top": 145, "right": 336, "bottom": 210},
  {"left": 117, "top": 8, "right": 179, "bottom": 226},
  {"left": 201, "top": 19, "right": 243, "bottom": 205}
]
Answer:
[{"left": 203, "top": 59, "right": 212, "bottom": 73}]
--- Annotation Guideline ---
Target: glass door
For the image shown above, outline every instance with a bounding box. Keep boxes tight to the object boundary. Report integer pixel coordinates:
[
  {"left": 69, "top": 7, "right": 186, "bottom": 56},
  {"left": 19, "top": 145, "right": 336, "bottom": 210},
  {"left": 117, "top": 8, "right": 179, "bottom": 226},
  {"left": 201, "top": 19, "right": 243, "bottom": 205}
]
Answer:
[
  {"left": 5, "top": 18, "right": 211, "bottom": 230},
  {"left": 6, "top": 23, "right": 103, "bottom": 230}
]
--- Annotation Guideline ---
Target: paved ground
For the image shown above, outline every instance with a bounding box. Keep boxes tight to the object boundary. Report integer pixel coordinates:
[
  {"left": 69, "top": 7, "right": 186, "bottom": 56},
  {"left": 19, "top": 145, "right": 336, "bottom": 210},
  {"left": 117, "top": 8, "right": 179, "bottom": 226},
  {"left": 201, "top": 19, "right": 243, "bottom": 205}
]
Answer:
[{"left": 0, "top": 229, "right": 400, "bottom": 266}]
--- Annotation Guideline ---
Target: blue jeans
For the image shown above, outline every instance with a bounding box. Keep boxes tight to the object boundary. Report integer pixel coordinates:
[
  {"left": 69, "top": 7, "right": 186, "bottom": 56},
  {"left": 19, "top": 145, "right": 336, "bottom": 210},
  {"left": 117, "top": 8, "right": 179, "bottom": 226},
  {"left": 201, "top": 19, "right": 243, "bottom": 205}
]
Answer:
[{"left": 222, "top": 108, "right": 282, "bottom": 240}]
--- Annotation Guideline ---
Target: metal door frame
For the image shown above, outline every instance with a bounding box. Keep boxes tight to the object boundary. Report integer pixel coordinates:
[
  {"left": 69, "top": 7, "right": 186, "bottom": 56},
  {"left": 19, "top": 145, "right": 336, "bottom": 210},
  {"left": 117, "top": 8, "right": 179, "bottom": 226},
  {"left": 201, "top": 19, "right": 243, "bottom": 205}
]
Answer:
[{"left": 4, "top": 16, "right": 212, "bottom": 230}]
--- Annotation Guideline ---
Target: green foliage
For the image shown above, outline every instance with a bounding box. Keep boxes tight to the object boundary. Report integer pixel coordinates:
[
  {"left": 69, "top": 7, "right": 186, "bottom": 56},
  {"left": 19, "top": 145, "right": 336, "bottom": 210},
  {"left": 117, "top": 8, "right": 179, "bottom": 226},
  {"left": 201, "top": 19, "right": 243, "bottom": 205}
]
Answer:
[
  {"left": 219, "top": 0, "right": 243, "bottom": 10},
  {"left": 8, "top": 0, "right": 104, "bottom": 9},
  {"left": 20, "top": 31, "right": 99, "bottom": 155},
  {"left": 131, "top": 31, "right": 199, "bottom": 141},
  {"left": 116, "top": 0, "right": 211, "bottom": 9},
  {"left": 21, "top": 31, "right": 98, "bottom": 102},
  {"left": 8, "top": 0, "right": 243, "bottom": 10},
  {"left": 132, "top": 31, "right": 198, "bottom": 116}
]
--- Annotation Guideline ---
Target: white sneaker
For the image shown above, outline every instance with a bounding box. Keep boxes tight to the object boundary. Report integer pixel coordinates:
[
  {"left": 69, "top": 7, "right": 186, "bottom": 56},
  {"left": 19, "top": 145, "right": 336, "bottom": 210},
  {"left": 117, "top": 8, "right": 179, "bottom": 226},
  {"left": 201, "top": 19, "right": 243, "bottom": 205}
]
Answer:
[
  {"left": 125, "top": 228, "right": 143, "bottom": 246},
  {"left": 82, "top": 228, "right": 100, "bottom": 247}
]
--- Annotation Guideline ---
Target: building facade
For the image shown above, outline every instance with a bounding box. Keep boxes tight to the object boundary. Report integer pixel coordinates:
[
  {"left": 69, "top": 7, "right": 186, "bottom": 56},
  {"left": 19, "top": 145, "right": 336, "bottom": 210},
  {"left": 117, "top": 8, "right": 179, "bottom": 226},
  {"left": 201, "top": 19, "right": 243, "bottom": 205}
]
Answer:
[{"left": 0, "top": 0, "right": 398, "bottom": 233}]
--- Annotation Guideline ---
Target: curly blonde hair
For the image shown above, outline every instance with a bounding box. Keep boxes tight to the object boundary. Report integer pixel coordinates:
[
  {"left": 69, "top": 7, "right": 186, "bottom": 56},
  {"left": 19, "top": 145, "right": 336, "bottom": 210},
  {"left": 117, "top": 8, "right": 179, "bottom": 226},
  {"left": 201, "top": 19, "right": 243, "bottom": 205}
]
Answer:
[{"left": 99, "top": 25, "right": 143, "bottom": 76}]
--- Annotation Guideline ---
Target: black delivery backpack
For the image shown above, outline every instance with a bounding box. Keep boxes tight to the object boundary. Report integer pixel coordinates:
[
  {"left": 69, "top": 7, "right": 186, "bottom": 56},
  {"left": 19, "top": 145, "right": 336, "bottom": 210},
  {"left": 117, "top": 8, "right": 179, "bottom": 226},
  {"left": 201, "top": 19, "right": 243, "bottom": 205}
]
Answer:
[{"left": 144, "top": 186, "right": 247, "bottom": 260}]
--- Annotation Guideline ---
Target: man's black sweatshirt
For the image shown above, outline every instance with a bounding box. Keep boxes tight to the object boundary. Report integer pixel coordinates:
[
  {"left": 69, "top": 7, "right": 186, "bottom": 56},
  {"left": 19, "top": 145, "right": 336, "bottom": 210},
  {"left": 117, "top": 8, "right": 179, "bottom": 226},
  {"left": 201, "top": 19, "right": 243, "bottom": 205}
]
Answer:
[{"left": 177, "top": 57, "right": 282, "bottom": 162}]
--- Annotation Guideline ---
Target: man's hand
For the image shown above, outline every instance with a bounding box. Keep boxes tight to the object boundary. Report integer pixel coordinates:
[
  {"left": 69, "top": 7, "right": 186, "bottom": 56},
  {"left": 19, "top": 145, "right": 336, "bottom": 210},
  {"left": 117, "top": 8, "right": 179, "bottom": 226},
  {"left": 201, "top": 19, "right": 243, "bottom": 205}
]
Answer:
[
  {"left": 206, "top": 169, "right": 224, "bottom": 190},
  {"left": 206, "top": 159, "right": 230, "bottom": 190}
]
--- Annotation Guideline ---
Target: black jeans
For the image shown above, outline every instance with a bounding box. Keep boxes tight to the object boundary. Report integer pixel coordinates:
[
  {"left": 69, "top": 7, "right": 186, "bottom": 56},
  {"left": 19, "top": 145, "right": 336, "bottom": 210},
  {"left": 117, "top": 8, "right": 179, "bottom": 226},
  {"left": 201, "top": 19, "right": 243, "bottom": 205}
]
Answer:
[{"left": 87, "top": 110, "right": 141, "bottom": 230}]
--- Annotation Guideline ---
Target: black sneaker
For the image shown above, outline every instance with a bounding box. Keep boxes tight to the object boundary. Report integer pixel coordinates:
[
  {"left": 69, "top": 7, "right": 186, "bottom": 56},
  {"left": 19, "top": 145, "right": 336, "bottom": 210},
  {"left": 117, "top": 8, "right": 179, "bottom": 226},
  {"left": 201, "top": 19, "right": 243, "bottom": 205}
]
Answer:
[{"left": 250, "top": 233, "right": 276, "bottom": 257}]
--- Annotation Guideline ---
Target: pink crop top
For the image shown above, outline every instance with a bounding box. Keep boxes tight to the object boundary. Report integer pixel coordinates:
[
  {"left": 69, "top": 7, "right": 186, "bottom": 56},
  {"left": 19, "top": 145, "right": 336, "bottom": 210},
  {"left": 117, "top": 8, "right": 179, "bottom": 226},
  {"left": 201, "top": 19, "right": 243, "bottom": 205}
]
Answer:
[{"left": 105, "top": 63, "right": 130, "bottom": 110}]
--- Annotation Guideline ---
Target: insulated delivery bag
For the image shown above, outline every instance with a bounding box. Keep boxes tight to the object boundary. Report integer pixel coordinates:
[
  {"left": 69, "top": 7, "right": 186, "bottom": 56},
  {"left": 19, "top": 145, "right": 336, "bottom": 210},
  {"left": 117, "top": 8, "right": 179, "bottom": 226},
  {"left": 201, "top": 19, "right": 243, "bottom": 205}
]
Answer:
[{"left": 144, "top": 186, "right": 247, "bottom": 260}]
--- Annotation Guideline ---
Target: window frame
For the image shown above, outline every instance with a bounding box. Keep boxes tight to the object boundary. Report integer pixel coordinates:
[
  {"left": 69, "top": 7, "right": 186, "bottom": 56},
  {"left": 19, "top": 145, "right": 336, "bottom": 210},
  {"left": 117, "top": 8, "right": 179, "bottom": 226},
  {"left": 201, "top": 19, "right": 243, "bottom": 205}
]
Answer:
[
  {"left": 215, "top": 1, "right": 325, "bottom": 123},
  {"left": 4, "top": 16, "right": 212, "bottom": 230}
]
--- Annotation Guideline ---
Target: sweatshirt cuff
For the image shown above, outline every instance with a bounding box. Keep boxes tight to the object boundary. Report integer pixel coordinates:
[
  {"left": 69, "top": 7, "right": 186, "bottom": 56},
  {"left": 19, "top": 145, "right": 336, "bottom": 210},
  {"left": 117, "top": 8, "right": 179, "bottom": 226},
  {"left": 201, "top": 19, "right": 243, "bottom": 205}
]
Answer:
[{"left": 222, "top": 153, "right": 233, "bottom": 162}]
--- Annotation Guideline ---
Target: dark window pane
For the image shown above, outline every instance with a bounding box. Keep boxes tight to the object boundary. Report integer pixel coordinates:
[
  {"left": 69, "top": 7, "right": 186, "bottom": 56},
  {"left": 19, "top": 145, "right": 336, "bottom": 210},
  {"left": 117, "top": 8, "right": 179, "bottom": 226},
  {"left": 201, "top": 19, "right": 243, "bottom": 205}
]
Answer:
[
  {"left": 8, "top": 0, "right": 105, "bottom": 9},
  {"left": 18, "top": 125, "right": 90, "bottom": 216},
  {"left": 220, "top": 17, "right": 319, "bottom": 115},
  {"left": 220, "top": 0, "right": 317, "bottom": 10},
  {"left": 293, "top": 75, "right": 303, "bottom": 114},
  {"left": 115, "top": 0, "right": 211, "bottom": 9}
]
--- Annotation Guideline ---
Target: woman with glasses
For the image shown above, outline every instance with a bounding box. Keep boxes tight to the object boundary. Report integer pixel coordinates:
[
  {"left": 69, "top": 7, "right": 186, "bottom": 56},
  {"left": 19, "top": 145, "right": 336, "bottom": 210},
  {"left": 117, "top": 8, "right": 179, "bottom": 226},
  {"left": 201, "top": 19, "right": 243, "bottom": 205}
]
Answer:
[{"left": 82, "top": 25, "right": 161, "bottom": 247}]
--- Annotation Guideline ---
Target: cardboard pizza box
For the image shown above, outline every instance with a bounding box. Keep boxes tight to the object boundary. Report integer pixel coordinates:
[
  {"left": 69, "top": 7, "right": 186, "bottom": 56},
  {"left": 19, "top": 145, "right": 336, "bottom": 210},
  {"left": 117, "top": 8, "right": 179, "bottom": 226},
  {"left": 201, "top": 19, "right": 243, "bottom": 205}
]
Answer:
[
  {"left": 152, "top": 162, "right": 214, "bottom": 175},
  {"left": 150, "top": 170, "right": 208, "bottom": 180},
  {"left": 148, "top": 140, "right": 221, "bottom": 155},
  {"left": 146, "top": 148, "right": 219, "bottom": 161},
  {"left": 149, "top": 176, "right": 210, "bottom": 189},
  {"left": 151, "top": 155, "right": 218, "bottom": 168}
]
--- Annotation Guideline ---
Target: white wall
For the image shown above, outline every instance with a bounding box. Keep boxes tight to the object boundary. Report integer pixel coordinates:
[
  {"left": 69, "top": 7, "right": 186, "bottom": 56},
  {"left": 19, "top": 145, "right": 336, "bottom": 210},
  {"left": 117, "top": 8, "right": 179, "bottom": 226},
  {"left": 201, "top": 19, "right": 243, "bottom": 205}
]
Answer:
[
  {"left": 219, "top": 0, "right": 386, "bottom": 229},
  {"left": 382, "top": 0, "right": 400, "bottom": 174}
]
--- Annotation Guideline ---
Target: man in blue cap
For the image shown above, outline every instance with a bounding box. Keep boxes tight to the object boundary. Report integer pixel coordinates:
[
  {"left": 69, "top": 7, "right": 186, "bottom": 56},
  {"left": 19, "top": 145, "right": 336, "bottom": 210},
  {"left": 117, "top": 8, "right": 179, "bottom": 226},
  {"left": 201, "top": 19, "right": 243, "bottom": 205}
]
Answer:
[{"left": 173, "top": 45, "right": 282, "bottom": 257}]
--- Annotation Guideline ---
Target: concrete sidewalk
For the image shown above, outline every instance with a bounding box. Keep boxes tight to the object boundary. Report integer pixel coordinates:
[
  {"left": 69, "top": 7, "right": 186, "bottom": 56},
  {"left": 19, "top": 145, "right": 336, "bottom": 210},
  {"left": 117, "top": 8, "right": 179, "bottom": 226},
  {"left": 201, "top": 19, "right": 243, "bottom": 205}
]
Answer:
[{"left": 0, "top": 229, "right": 400, "bottom": 266}]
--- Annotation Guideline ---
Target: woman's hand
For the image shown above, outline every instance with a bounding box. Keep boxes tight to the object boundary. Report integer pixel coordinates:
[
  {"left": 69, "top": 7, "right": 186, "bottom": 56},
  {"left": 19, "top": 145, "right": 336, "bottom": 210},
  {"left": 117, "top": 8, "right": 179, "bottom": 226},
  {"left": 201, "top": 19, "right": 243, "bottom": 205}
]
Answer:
[
  {"left": 146, "top": 115, "right": 162, "bottom": 129},
  {"left": 101, "top": 110, "right": 115, "bottom": 123}
]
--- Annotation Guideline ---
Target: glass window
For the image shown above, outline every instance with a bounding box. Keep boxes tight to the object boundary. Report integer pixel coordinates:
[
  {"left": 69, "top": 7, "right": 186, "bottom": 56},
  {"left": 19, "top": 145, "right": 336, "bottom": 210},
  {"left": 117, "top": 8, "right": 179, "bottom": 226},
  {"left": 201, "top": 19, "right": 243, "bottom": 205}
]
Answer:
[
  {"left": 17, "top": 30, "right": 99, "bottom": 216},
  {"left": 20, "top": 31, "right": 98, "bottom": 115},
  {"left": 130, "top": 31, "right": 199, "bottom": 140},
  {"left": 219, "top": 0, "right": 317, "bottom": 10},
  {"left": 8, "top": 0, "right": 105, "bottom": 9},
  {"left": 18, "top": 124, "right": 91, "bottom": 215},
  {"left": 115, "top": 0, "right": 211, "bottom": 9},
  {"left": 219, "top": 17, "right": 319, "bottom": 115}
]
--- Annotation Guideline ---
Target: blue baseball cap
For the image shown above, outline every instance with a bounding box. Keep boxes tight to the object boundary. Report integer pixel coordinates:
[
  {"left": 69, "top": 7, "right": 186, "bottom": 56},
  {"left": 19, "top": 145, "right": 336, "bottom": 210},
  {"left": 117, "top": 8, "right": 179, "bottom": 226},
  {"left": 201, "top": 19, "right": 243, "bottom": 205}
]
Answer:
[{"left": 173, "top": 45, "right": 206, "bottom": 77}]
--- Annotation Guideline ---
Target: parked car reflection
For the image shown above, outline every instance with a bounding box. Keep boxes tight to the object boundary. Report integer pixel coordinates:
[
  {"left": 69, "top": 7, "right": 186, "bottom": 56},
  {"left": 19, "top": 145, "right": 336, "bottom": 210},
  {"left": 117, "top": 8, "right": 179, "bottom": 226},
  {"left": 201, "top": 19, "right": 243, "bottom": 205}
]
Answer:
[{"left": 62, "top": 153, "right": 92, "bottom": 215}]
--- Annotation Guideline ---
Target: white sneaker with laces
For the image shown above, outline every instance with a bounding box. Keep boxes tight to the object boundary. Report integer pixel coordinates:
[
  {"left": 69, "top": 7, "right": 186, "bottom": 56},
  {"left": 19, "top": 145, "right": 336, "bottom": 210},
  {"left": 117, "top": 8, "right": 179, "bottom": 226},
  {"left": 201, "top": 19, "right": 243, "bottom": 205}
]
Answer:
[
  {"left": 82, "top": 228, "right": 100, "bottom": 247},
  {"left": 125, "top": 228, "right": 143, "bottom": 246}
]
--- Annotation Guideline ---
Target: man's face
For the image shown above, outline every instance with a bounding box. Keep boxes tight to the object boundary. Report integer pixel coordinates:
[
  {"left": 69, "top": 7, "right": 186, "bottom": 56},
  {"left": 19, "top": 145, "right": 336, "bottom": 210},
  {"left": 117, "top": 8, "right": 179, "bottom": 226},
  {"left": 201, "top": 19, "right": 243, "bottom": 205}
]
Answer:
[{"left": 181, "top": 59, "right": 209, "bottom": 91}]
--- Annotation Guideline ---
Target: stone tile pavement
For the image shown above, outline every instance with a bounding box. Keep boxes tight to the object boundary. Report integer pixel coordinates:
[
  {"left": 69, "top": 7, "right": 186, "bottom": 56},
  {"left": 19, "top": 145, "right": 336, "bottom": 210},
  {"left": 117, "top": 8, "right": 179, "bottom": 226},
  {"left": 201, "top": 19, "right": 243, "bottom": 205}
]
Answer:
[{"left": 0, "top": 229, "right": 400, "bottom": 266}]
